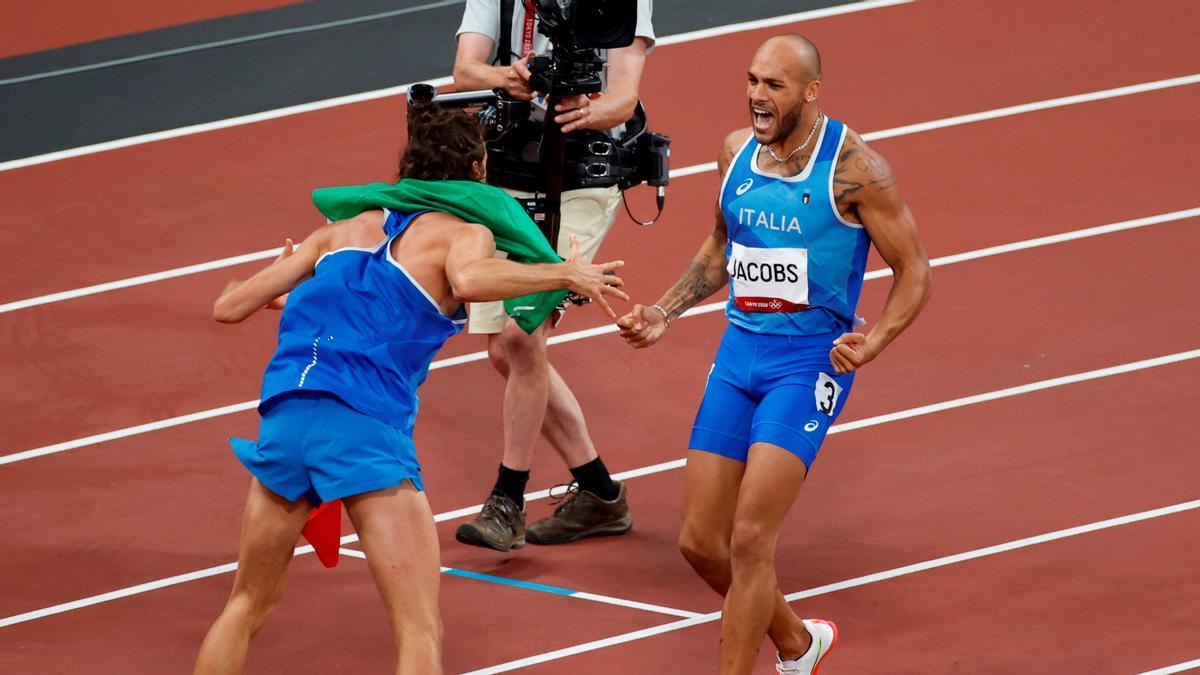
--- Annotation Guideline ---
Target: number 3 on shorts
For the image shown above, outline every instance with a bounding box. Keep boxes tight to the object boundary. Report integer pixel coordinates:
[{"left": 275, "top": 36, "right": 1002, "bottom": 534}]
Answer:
[{"left": 814, "top": 373, "right": 843, "bottom": 416}]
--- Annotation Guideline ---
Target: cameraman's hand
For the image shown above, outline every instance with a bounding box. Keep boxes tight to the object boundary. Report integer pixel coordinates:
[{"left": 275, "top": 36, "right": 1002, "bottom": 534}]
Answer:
[
  {"left": 617, "top": 304, "right": 668, "bottom": 349},
  {"left": 554, "top": 94, "right": 594, "bottom": 133},
  {"left": 502, "top": 54, "right": 534, "bottom": 101},
  {"left": 562, "top": 235, "right": 627, "bottom": 319}
]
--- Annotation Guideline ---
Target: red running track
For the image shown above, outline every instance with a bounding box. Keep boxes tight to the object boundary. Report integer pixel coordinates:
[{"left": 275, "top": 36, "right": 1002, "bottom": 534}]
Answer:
[{"left": 2, "top": 1, "right": 1199, "bottom": 673}]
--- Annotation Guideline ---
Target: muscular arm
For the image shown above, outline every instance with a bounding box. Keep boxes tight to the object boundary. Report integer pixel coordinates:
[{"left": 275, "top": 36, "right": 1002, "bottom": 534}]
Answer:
[
  {"left": 830, "top": 133, "right": 932, "bottom": 372},
  {"left": 654, "top": 213, "right": 729, "bottom": 321},
  {"left": 447, "top": 225, "right": 627, "bottom": 316},
  {"left": 212, "top": 226, "right": 333, "bottom": 323},
  {"left": 650, "top": 130, "right": 745, "bottom": 320},
  {"left": 446, "top": 225, "right": 563, "bottom": 301},
  {"left": 618, "top": 131, "right": 744, "bottom": 347}
]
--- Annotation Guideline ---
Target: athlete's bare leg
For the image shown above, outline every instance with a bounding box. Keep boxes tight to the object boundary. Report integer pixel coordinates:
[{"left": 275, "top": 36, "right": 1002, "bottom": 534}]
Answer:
[
  {"left": 678, "top": 449, "right": 813, "bottom": 670},
  {"left": 487, "top": 319, "right": 596, "bottom": 469},
  {"left": 344, "top": 482, "right": 443, "bottom": 674},
  {"left": 719, "top": 443, "right": 810, "bottom": 673},
  {"left": 195, "top": 479, "right": 310, "bottom": 674}
]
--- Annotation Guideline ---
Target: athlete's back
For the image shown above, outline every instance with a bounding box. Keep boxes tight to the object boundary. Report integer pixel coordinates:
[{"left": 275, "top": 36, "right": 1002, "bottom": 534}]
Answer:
[{"left": 261, "top": 209, "right": 469, "bottom": 431}]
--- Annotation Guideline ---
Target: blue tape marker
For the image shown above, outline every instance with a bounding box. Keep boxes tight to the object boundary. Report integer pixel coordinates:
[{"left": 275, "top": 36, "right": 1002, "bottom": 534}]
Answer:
[{"left": 442, "top": 567, "right": 576, "bottom": 596}]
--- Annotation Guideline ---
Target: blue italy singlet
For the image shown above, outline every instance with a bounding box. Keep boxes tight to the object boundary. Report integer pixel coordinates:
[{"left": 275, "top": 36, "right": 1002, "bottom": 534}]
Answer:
[
  {"left": 719, "top": 117, "right": 871, "bottom": 336},
  {"left": 258, "top": 209, "right": 466, "bottom": 432}
]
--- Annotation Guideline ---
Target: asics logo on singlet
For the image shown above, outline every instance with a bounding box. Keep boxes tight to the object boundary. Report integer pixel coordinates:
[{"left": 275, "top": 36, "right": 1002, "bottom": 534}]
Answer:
[
  {"left": 735, "top": 178, "right": 754, "bottom": 195},
  {"left": 804, "top": 420, "right": 819, "bottom": 432}
]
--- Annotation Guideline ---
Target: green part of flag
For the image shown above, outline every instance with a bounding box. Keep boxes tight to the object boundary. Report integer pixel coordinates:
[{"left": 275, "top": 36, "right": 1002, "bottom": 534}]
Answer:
[{"left": 312, "top": 179, "right": 567, "bottom": 334}]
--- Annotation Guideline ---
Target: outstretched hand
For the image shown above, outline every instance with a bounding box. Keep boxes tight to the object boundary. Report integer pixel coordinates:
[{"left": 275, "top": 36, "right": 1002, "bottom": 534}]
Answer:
[
  {"left": 562, "top": 235, "right": 627, "bottom": 319},
  {"left": 829, "top": 332, "right": 879, "bottom": 373},
  {"left": 617, "top": 304, "right": 668, "bottom": 349}
]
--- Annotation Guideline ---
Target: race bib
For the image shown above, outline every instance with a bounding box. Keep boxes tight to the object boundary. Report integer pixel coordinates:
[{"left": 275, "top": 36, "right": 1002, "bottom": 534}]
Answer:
[{"left": 727, "top": 242, "right": 809, "bottom": 312}]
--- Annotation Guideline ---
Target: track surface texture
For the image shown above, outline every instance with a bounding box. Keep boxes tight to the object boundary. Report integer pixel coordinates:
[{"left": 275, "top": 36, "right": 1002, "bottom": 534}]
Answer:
[{"left": 1, "top": 1, "right": 1198, "bottom": 673}]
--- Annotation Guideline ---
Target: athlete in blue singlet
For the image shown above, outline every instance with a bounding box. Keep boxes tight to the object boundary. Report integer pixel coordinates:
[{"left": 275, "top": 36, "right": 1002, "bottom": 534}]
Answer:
[
  {"left": 619, "top": 36, "right": 932, "bottom": 675},
  {"left": 195, "top": 107, "right": 627, "bottom": 675}
]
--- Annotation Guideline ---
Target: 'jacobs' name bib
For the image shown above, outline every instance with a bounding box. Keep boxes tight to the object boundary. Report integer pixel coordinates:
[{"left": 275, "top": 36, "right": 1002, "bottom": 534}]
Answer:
[{"left": 727, "top": 242, "right": 809, "bottom": 312}]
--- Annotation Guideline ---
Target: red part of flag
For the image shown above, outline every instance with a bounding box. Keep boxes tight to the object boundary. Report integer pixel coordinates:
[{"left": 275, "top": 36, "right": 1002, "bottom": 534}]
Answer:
[{"left": 302, "top": 499, "right": 342, "bottom": 568}]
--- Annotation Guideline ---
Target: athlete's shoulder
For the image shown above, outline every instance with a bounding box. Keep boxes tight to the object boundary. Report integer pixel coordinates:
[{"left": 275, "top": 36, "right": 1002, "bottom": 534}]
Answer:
[
  {"left": 421, "top": 213, "right": 493, "bottom": 250},
  {"left": 719, "top": 127, "right": 753, "bottom": 174},
  {"left": 321, "top": 209, "right": 386, "bottom": 251},
  {"left": 833, "top": 126, "right": 899, "bottom": 205}
]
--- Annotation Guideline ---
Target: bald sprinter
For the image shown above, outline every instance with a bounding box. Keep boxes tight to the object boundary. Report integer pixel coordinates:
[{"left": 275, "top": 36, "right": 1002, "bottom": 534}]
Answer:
[{"left": 617, "top": 35, "right": 932, "bottom": 674}]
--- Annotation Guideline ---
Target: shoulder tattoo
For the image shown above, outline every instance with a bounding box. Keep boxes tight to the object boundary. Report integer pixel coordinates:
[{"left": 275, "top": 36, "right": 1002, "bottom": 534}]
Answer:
[{"left": 834, "top": 140, "right": 897, "bottom": 205}]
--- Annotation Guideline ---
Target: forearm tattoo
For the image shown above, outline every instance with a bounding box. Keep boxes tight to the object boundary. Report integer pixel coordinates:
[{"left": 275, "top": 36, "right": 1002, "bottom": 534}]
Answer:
[{"left": 660, "top": 253, "right": 724, "bottom": 319}]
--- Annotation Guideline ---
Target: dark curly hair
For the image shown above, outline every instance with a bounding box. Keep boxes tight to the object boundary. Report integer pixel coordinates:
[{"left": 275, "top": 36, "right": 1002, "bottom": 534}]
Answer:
[{"left": 397, "top": 104, "right": 486, "bottom": 181}]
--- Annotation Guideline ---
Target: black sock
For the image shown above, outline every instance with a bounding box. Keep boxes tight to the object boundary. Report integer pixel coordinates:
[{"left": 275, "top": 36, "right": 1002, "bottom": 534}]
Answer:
[
  {"left": 492, "top": 464, "right": 529, "bottom": 509},
  {"left": 570, "top": 457, "right": 619, "bottom": 501}
]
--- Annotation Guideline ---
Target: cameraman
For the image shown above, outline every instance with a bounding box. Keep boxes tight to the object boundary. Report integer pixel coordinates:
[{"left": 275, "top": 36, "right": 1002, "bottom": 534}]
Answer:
[{"left": 452, "top": 0, "right": 655, "bottom": 552}]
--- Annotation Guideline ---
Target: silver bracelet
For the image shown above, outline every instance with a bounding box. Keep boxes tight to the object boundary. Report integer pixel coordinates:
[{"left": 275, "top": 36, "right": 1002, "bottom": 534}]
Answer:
[{"left": 649, "top": 304, "right": 671, "bottom": 326}]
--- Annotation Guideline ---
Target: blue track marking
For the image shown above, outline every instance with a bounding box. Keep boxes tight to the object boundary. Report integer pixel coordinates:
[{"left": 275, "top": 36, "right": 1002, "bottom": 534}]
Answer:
[{"left": 440, "top": 567, "right": 577, "bottom": 596}]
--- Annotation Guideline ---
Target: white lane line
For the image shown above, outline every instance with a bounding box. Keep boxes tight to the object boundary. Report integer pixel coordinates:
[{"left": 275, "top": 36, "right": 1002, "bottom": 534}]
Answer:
[
  {"left": 341, "top": 547, "right": 700, "bottom": 619},
  {"left": 1138, "top": 659, "right": 1200, "bottom": 675},
  {"left": 0, "top": 561, "right": 232, "bottom": 630},
  {"left": 466, "top": 498, "right": 1200, "bottom": 674},
  {"left": 0, "top": 247, "right": 286, "bottom": 313},
  {"left": 866, "top": 73, "right": 1200, "bottom": 142},
  {"left": 568, "top": 592, "right": 701, "bottom": 619},
  {"left": 0, "top": 1, "right": 468, "bottom": 87},
  {"left": 0, "top": 400, "right": 260, "bottom": 465},
  {"left": 4, "top": 71, "right": 1197, "bottom": 315},
  {"left": 3, "top": 205, "right": 1195, "bottom": 466},
  {"left": 0, "top": 0, "right": 910, "bottom": 173},
  {"left": 4, "top": 348, "right": 1197, "bottom": 629},
  {"left": 464, "top": 615, "right": 711, "bottom": 675}
]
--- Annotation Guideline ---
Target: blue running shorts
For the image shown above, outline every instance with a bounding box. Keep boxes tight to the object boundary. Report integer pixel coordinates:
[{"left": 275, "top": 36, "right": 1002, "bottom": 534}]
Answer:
[
  {"left": 230, "top": 390, "right": 423, "bottom": 505},
  {"left": 689, "top": 323, "right": 855, "bottom": 468}
]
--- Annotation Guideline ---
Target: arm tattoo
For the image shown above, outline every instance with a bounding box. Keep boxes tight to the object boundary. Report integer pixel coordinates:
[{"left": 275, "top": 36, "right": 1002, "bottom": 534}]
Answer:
[
  {"left": 660, "top": 253, "right": 725, "bottom": 319},
  {"left": 834, "top": 140, "right": 897, "bottom": 213}
]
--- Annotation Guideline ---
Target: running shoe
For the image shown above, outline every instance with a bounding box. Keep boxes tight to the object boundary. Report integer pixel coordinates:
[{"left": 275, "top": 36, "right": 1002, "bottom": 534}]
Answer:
[
  {"left": 526, "top": 481, "right": 632, "bottom": 545},
  {"left": 776, "top": 619, "right": 838, "bottom": 675},
  {"left": 455, "top": 492, "right": 525, "bottom": 552}
]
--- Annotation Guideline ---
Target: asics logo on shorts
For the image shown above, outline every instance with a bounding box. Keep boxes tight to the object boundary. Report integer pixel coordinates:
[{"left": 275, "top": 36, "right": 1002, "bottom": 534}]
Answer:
[
  {"left": 804, "top": 420, "right": 819, "bottom": 432},
  {"left": 735, "top": 178, "right": 754, "bottom": 195}
]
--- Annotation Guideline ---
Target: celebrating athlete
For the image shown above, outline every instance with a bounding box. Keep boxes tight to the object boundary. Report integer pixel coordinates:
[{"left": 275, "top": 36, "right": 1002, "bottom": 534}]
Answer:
[
  {"left": 617, "top": 35, "right": 932, "bottom": 674},
  {"left": 194, "top": 106, "right": 626, "bottom": 674}
]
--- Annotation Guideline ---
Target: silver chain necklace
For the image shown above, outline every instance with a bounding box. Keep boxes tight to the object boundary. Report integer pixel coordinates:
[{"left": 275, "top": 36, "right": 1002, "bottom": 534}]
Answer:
[{"left": 766, "top": 111, "right": 824, "bottom": 164}]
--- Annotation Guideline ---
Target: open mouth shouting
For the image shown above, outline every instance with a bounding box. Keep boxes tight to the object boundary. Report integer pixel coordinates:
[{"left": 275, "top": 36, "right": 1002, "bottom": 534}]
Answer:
[{"left": 751, "top": 105, "right": 776, "bottom": 135}]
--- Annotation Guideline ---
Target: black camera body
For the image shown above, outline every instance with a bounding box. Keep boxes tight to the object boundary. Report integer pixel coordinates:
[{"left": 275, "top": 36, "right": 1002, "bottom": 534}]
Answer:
[
  {"left": 524, "top": 0, "right": 636, "bottom": 96},
  {"left": 408, "top": 0, "right": 669, "bottom": 242}
]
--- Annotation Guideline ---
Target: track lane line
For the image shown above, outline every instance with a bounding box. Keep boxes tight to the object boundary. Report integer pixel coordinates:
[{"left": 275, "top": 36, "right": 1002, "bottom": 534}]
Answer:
[
  {"left": 4, "top": 347, "right": 1197, "bottom": 629},
  {"left": 0, "top": 1, "right": 469, "bottom": 88},
  {"left": 3, "top": 206, "right": 1196, "bottom": 466},
  {"left": 0, "top": 0, "right": 911, "bottom": 172},
  {"left": 3, "top": 72, "right": 1196, "bottom": 314},
  {"left": 1137, "top": 660, "right": 1200, "bottom": 675},
  {"left": 339, "top": 547, "right": 701, "bottom": 619},
  {"left": 465, "top": 497, "right": 1200, "bottom": 673}
]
